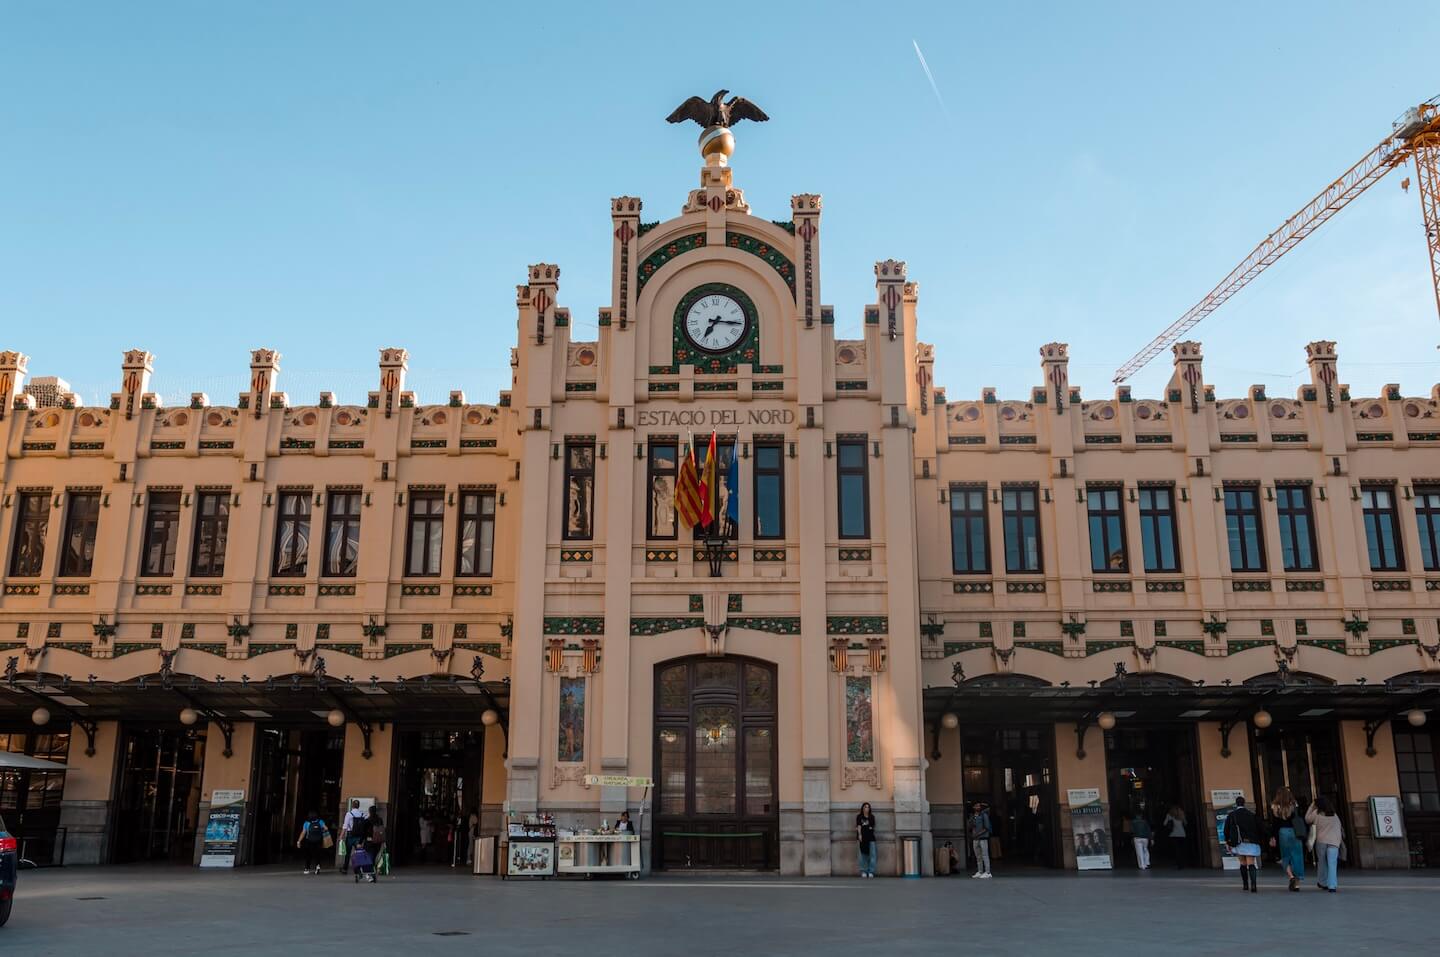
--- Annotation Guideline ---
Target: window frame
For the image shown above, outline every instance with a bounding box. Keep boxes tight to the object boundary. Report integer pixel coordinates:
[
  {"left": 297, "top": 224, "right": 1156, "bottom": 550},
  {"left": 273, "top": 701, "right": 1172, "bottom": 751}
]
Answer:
[
  {"left": 271, "top": 489, "right": 312, "bottom": 578},
  {"left": 835, "top": 437, "right": 870, "bottom": 540},
  {"left": 58, "top": 491, "right": 101, "bottom": 578},
  {"left": 646, "top": 441, "right": 679, "bottom": 541},
  {"left": 189, "top": 490, "right": 231, "bottom": 578},
  {"left": 456, "top": 489, "right": 497, "bottom": 578},
  {"left": 1274, "top": 483, "right": 1319, "bottom": 573},
  {"left": 321, "top": 489, "right": 362, "bottom": 578},
  {"left": 1361, "top": 482, "right": 1405, "bottom": 572},
  {"left": 405, "top": 490, "right": 446, "bottom": 577},
  {"left": 562, "top": 440, "right": 596, "bottom": 541},
  {"left": 1001, "top": 483, "right": 1043, "bottom": 574},
  {"left": 8, "top": 491, "right": 51, "bottom": 577},
  {"left": 692, "top": 440, "right": 738, "bottom": 538},
  {"left": 1086, "top": 484, "right": 1129, "bottom": 573},
  {"left": 752, "top": 440, "right": 785, "bottom": 541},
  {"left": 949, "top": 483, "right": 991, "bottom": 574},
  {"left": 1136, "top": 484, "right": 1180, "bottom": 574},
  {"left": 1415, "top": 485, "right": 1440, "bottom": 572},
  {"left": 1223, "top": 484, "right": 1267, "bottom": 573},
  {"left": 139, "top": 490, "right": 182, "bottom": 577}
]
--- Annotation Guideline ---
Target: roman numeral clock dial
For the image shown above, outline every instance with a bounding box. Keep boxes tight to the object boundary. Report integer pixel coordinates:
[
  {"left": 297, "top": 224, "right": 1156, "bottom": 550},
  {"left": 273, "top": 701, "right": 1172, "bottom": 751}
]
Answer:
[{"left": 683, "top": 293, "right": 749, "bottom": 354}]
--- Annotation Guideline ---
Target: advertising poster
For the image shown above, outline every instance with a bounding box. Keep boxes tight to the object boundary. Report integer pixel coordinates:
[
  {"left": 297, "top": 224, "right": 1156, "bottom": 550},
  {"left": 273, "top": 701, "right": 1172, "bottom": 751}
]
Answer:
[
  {"left": 1067, "top": 788, "right": 1112, "bottom": 870},
  {"left": 1371, "top": 796, "right": 1404, "bottom": 838},
  {"left": 199, "top": 789, "right": 245, "bottom": 868},
  {"left": 1211, "top": 789, "right": 1245, "bottom": 870}
]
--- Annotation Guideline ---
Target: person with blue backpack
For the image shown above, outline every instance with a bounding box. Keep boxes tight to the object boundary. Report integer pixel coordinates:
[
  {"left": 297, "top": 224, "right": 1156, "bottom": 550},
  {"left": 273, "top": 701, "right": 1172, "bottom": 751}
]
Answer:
[{"left": 296, "top": 810, "right": 331, "bottom": 875}]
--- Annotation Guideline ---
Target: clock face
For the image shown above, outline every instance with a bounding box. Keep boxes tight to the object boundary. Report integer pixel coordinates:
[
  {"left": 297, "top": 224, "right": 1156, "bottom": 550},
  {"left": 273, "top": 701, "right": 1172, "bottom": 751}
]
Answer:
[{"left": 683, "top": 292, "right": 749, "bottom": 354}]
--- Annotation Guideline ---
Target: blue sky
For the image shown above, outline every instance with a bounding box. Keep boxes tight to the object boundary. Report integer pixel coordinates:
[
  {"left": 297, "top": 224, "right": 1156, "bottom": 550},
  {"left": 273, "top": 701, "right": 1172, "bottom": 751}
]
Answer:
[{"left": 3, "top": 1, "right": 1439, "bottom": 407}]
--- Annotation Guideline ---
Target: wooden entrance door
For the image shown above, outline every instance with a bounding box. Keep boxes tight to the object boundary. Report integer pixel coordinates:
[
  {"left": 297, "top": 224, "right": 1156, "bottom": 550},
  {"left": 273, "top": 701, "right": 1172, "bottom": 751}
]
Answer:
[{"left": 654, "top": 658, "right": 778, "bottom": 870}]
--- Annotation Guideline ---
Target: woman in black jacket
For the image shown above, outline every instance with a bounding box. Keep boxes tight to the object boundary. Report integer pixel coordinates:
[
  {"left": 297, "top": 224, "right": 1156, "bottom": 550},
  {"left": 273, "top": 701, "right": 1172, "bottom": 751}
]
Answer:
[{"left": 1224, "top": 796, "right": 1266, "bottom": 893}]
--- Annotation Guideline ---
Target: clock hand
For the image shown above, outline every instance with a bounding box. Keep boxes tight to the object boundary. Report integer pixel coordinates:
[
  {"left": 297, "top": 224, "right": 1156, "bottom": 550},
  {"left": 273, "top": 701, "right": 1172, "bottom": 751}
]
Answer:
[
  {"left": 704, "top": 316, "right": 721, "bottom": 338},
  {"left": 713, "top": 319, "right": 743, "bottom": 325}
]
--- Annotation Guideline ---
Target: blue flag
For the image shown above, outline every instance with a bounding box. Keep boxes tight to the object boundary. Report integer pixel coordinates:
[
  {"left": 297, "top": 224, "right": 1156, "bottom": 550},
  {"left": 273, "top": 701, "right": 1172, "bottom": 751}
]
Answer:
[{"left": 725, "top": 448, "right": 740, "bottom": 528}]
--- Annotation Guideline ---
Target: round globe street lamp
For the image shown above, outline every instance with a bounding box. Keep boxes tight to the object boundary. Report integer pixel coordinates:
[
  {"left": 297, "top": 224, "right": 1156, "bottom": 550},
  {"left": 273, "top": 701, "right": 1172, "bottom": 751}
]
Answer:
[
  {"left": 481, "top": 709, "right": 500, "bottom": 727},
  {"left": 940, "top": 713, "right": 959, "bottom": 730},
  {"left": 327, "top": 709, "right": 346, "bottom": 728},
  {"left": 179, "top": 707, "right": 199, "bottom": 727},
  {"left": 1407, "top": 708, "right": 1427, "bottom": 728},
  {"left": 1097, "top": 711, "right": 1117, "bottom": 731},
  {"left": 30, "top": 706, "right": 50, "bottom": 727},
  {"left": 1252, "top": 709, "right": 1273, "bottom": 730}
]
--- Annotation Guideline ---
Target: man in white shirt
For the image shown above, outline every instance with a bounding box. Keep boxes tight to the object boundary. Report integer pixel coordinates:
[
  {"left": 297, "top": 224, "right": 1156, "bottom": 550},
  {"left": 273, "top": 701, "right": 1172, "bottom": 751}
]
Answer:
[{"left": 340, "top": 800, "right": 366, "bottom": 874}]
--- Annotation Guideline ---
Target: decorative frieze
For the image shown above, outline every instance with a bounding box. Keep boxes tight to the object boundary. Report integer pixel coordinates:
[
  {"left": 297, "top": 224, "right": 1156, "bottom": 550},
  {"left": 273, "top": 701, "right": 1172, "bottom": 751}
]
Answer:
[
  {"left": 268, "top": 584, "right": 305, "bottom": 597},
  {"left": 753, "top": 548, "right": 786, "bottom": 562},
  {"left": 1006, "top": 581, "right": 1045, "bottom": 594},
  {"left": 728, "top": 617, "right": 801, "bottom": 635},
  {"left": 1093, "top": 581, "right": 1132, "bottom": 593},
  {"left": 401, "top": 584, "right": 442, "bottom": 596},
  {"left": 185, "top": 584, "right": 223, "bottom": 596},
  {"left": 135, "top": 584, "right": 173, "bottom": 596},
  {"left": 1232, "top": 580, "right": 1272, "bottom": 592},
  {"left": 1372, "top": 579, "right": 1412, "bottom": 592},
  {"left": 826, "top": 616, "right": 887, "bottom": 636},
  {"left": 1145, "top": 580, "right": 1184, "bottom": 593},
  {"left": 1286, "top": 580, "right": 1325, "bottom": 592},
  {"left": 631, "top": 617, "right": 702, "bottom": 637},
  {"left": 317, "top": 584, "right": 356, "bottom": 596},
  {"left": 953, "top": 581, "right": 993, "bottom": 594},
  {"left": 838, "top": 548, "right": 871, "bottom": 561},
  {"left": 543, "top": 617, "right": 605, "bottom": 636},
  {"left": 560, "top": 549, "right": 594, "bottom": 563},
  {"left": 453, "top": 584, "right": 493, "bottom": 597}
]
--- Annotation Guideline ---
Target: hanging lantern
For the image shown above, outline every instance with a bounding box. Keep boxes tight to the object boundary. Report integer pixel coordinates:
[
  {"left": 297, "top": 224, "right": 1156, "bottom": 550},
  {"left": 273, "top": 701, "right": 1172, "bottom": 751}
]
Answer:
[
  {"left": 1253, "top": 709, "right": 1273, "bottom": 729},
  {"left": 31, "top": 706, "right": 51, "bottom": 727},
  {"left": 179, "top": 707, "right": 199, "bottom": 726},
  {"left": 1097, "top": 711, "right": 1117, "bottom": 731},
  {"left": 1407, "top": 708, "right": 1427, "bottom": 728},
  {"left": 941, "top": 713, "right": 959, "bottom": 730},
  {"left": 481, "top": 709, "right": 500, "bottom": 727},
  {"left": 327, "top": 709, "right": 346, "bottom": 728}
]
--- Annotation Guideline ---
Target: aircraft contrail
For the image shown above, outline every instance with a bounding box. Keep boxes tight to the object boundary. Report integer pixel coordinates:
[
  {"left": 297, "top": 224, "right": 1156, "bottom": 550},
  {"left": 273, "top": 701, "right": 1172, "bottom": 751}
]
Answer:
[{"left": 912, "top": 39, "right": 949, "bottom": 118}]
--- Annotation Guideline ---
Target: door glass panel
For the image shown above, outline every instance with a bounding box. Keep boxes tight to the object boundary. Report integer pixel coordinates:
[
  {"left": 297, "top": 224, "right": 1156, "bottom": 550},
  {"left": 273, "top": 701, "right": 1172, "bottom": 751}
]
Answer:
[
  {"left": 744, "top": 664, "right": 774, "bottom": 712},
  {"left": 744, "top": 728, "right": 773, "bottom": 816},
  {"left": 658, "top": 665, "right": 688, "bottom": 712},
  {"left": 693, "top": 705, "right": 737, "bottom": 814},
  {"left": 659, "top": 727, "right": 687, "bottom": 815},
  {"left": 694, "top": 661, "right": 737, "bottom": 689}
]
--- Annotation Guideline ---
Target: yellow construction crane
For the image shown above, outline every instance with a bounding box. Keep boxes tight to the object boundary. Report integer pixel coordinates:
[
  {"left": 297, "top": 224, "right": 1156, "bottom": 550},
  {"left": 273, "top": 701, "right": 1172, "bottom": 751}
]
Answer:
[{"left": 1114, "top": 96, "right": 1440, "bottom": 383}]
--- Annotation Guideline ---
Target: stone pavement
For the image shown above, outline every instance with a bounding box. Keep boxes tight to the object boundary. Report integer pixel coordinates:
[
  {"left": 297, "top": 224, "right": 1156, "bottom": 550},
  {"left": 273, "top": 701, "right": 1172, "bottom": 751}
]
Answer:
[{"left": 4, "top": 864, "right": 1438, "bottom": 956}]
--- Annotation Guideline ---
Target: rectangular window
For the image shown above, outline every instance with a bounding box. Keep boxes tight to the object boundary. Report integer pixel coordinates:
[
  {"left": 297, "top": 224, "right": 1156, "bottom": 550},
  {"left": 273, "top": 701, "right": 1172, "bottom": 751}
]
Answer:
[
  {"left": 58, "top": 492, "right": 100, "bottom": 577},
  {"left": 1394, "top": 728, "right": 1440, "bottom": 813},
  {"left": 1001, "top": 484, "right": 1042, "bottom": 573},
  {"left": 456, "top": 490, "right": 496, "bottom": 577},
  {"left": 836, "top": 438, "right": 869, "bottom": 539},
  {"left": 693, "top": 440, "right": 738, "bottom": 536},
  {"left": 272, "top": 491, "right": 311, "bottom": 577},
  {"left": 949, "top": 485, "right": 990, "bottom": 574},
  {"left": 646, "top": 442, "right": 678, "bottom": 539},
  {"left": 406, "top": 491, "right": 445, "bottom": 576},
  {"left": 1416, "top": 486, "right": 1440, "bottom": 572},
  {"left": 140, "top": 491, "right": 181, "bottom": 577},
  {"left": 1275, "top": 484, "right": 1318, "bottom": 572},
  {"left": 1137, "top": 485, "right": 1179, "bottom": 573},
  {"left": 1223, "top": 485, "right": 1266, "bottom": 572},
  {"left": 322, "top": 490, "right": 362, "bottom": 578},
  {"left": 1086, "top": 485, "right": 1128, "bottom": 573},
  {"left": 189, "top": 491, "right": 231, "bottom": 578},
  {"left": 753, "top": 441, "right": 785, "bottom": 540},
  {"left": 8, "top": 492, "right": 50, "bottom": 577},
  {"left": 1361, "top": 484, "right": 1404, "bottom": 571},
  {"left": 563, "top": 441, "right": 595, "bottom": 540}
]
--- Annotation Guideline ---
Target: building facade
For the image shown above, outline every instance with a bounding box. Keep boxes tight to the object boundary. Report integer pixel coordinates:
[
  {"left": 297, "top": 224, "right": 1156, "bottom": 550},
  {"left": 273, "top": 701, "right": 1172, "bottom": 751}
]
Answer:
[{"left": 3, "top": 142, "right": 1440, "bottom": 875}]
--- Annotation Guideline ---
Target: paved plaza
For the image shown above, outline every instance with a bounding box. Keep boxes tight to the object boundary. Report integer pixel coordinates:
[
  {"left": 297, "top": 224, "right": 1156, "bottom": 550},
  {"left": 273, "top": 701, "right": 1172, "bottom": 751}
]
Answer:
[{"left": 4, "top": 865, "right": 1438, "bottom": 956}]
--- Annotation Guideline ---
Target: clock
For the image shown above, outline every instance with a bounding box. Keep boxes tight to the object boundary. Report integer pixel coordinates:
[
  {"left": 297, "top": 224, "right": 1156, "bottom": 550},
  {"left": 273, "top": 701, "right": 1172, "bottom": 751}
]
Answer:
[{"left": 683, "top": 291, "right": 750, "bottom": 354}]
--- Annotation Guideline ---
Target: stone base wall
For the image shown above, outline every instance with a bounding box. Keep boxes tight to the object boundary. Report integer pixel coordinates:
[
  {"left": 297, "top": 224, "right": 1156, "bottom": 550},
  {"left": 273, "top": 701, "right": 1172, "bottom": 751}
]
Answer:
[{"left": 57, "top": 800, "right": 110, "bottom": 866}]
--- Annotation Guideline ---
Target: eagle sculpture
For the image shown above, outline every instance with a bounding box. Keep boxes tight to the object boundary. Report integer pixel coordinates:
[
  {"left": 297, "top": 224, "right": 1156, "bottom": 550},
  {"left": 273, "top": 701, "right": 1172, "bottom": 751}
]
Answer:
[{"left": 666, "top": 89, "right": 770, "bottom": 128}]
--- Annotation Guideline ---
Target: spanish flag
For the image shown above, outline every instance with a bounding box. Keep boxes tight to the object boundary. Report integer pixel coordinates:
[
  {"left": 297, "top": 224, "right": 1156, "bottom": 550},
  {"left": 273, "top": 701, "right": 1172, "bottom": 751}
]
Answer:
[
  {"left": 698, "top": 431, "right": 718, "bottom": 528},
  {"left": 674, "top": 442, "right": 705, "bottom": 529}
]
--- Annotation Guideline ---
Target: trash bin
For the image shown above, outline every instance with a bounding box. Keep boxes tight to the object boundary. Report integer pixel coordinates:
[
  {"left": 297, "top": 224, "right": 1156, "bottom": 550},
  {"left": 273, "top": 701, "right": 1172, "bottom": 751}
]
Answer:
[{"left": 901, "top": 836, "right": 922, "bottom": 878}]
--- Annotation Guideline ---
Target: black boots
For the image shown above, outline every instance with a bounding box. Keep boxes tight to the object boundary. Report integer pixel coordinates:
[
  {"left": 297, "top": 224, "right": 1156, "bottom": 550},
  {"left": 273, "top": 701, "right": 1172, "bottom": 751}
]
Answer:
[
  {"left": 1241, "top": 866, "right": 1251, "bottom": 891},
  {"left": 1248, "top": 865, "right": 1259, "bottom": 892}
]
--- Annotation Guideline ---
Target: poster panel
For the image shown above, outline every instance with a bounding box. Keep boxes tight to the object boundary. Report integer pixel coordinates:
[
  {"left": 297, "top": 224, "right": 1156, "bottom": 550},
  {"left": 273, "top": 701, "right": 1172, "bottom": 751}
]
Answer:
[
  {"left": 1371, "top": 796, "right": 1404, "bottom": 838},
  {"left": 199, "top": 789, "right": 245, "bottom": 868},
  {"left": 1067, "top": 788, "right": 1112, "bottom": 870},
  {"left": 1211, "top": 788, "right": 1245, "bottom": 871}
]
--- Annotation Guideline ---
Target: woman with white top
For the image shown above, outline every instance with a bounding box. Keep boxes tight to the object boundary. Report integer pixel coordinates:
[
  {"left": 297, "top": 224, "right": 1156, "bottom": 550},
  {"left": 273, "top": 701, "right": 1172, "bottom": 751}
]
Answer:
[{"left": 1162, "top": 804, "right": 1188, "bottom": 869}]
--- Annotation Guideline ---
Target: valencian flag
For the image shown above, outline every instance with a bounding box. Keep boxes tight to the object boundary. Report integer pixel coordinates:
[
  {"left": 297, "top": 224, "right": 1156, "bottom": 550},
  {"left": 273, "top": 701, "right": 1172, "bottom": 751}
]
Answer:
[
  {"left": 698, "top": 431, "right": 719, "bottom": 528},
  {"left": 674, "top": 441, "right": 705, "bottom": 528}
]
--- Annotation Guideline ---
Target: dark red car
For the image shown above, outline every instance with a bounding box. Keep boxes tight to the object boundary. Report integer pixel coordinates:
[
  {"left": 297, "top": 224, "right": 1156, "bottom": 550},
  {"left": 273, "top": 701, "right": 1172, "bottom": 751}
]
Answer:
[{"left": 0, "top": 813, "right": 15, "bottom": 927}]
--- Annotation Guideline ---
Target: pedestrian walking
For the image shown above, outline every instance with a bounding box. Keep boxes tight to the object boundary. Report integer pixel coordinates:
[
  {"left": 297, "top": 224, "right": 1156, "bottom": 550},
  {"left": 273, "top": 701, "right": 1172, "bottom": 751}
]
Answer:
[
  {"left": 354, "top": 805, "right": 384, "bottom": 884},
  {"left": 339, "top": 799, "right": 365, "bottom": 875},
  {"left": 296, "top": 809, "right": 332, "bottom": 875},
  {"left": 1162, "top": 804, "right": 1188, "bottom": 869},
  {"left": 1223, "top": 795, "right": 1266, "bottom": 893},
  {"left": 418, "top": 812, "right": 433, "bottom": 864},
  {"left": 1268, "top": 787, "right": 1307, "bottom": 891},
  {"left": 967, "top": 801, "right": 993, "bottom": 879},
  {"left": 1305, "top": 796, "right": 1344, "bottom": 893},
  {"left": 855, "top": 802, "right": 878, "bottom": 878},
  {"left": 1131, "top": 812, "right": 1153, "bottom": 869}
]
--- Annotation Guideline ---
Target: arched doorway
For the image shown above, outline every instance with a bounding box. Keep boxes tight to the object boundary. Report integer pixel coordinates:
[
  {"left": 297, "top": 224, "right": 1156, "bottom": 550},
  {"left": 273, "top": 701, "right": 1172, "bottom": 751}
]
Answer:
[{"left": 653, "top": 657, "right": 778, "bottom": 870}]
